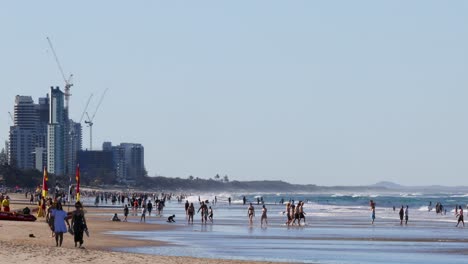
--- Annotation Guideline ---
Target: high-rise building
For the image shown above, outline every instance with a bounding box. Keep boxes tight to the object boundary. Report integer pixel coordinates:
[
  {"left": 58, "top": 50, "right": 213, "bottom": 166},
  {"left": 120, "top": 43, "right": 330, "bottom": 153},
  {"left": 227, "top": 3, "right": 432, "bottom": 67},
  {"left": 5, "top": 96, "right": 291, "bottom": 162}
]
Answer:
[
  {"left": 13, "top": 96, "right": 37, "bottom": 130},
  {"left": 34, "top": 96, "right": 49, "bottom": 171},
  {"left": 66, "top": 121, "right": 82, "bottom": 176},
  {"left": 104, "top": 142, "right": 145, "bottom": 183},
  {"left": 122, "top": 143, "right": 145, "bottom": 181},
  {"left": 77, "top": 150, "right": 114, "bottom": 184},
  {"left": 8, "top": 96, "right": 37, "bottom": 169},
  {"left": 7, "top": 89, "right": 82, "bottom": 175},
  {"left": 48, "top": 87, "right": 66, "bottom": 175}
]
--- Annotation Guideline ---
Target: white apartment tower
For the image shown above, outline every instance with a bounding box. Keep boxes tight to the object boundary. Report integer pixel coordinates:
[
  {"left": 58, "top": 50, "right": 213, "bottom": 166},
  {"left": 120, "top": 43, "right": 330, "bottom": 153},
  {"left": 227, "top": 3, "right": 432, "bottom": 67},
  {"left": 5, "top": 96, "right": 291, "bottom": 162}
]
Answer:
[{"left": 48, "top": 87, "right": 66, "bottom": 175}]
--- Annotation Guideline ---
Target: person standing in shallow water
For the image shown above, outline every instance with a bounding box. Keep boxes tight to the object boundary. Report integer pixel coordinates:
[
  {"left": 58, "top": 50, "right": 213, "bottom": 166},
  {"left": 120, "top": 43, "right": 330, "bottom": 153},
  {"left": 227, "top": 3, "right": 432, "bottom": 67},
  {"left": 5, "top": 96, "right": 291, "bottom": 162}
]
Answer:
[
  {"left": 248, "top": 203, "right": 255, "bottom": 225},
  {"left": 52, "top": 203, "right": 70, "bottom": 247},
  {"left": 208, "top": 206, "right": 213, "bottom": 223},
  {"left": 185, "top": 200, "right": 189, "bottom": 216},
  {"left": 197, "top": 201, "right": 208, "bottom": 224},
  {"left": 71, "top": 201, "right": 87, "bottom": 248},
  {"left": 399, "top": 206, "right": 404, "bottom": 225},
  {"left": 369, "top": 200, "right": 376, "bottom": 224},
  {"left": 187, "top": 203, "right": 194, "bottom": 224},
  {"left": 405, "top": 205, "right": 409, "bottom": 225},
  {"left": 456, "top": 205, "right": 464, "bottom": 228},
  {"left": 261, "top": 205, "right": 267, "bottom": 227}
]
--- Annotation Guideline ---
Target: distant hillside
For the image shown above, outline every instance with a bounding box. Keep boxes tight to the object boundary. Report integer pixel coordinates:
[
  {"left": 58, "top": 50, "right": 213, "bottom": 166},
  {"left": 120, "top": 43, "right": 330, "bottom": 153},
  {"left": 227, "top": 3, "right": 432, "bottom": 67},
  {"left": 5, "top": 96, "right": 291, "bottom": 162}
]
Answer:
[
  {"left": 134, "top": 176, "right": 390, "bottom": 193},
  {"left": 370, "top": 181, "right": 402, "bottom": 189}
]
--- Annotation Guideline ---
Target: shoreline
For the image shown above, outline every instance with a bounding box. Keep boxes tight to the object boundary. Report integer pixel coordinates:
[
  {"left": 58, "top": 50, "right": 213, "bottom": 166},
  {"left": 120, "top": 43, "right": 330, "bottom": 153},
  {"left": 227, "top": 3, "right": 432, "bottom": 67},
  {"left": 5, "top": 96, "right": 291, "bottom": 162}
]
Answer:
[
  {"left": 4, "top": 191, "right": 468, "bottom": 263},
  {"left": 0, "top": 194, "right": 280, "bottom": 264}
]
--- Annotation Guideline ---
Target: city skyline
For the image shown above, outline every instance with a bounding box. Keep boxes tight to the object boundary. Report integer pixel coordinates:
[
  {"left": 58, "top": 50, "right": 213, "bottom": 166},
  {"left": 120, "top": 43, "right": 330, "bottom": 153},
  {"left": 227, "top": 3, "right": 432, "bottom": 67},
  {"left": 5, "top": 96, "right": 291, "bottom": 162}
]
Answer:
[{"left": 1, "top": 1, "right": 468, "bottom": 186}]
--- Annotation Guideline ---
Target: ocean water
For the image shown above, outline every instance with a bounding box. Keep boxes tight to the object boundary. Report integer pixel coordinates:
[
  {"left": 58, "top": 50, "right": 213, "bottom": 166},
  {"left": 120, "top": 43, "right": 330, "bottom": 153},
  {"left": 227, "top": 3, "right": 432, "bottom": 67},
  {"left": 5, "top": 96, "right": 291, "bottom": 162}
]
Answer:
[{"left": 84, "top": 192, "right": 468, "bottom": 263}]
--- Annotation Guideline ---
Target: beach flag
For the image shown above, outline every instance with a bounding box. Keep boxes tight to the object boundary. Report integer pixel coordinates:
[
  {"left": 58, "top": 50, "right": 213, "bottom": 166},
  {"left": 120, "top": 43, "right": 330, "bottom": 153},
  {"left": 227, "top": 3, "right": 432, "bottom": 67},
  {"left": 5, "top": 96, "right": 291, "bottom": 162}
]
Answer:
[
  {"left": 75, "top": 164, "right": 80, "bottom": 201},
  {"left": 42, "top": 166, "right": 48, "bottom": 198}
]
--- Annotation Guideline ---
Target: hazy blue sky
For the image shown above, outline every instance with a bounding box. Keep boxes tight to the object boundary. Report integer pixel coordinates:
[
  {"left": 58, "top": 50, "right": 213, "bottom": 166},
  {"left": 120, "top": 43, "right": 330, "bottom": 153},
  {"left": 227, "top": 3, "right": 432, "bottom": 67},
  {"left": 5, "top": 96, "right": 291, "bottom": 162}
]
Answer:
[{"left": 1, "top": 1, "right": 467, "bottom": 186}]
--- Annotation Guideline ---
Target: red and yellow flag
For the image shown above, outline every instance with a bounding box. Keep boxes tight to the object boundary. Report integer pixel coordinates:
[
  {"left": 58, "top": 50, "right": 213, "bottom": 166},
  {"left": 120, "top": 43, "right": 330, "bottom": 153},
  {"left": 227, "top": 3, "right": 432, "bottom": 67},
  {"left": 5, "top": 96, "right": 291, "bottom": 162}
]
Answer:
[
  {"left": 75, "top": 164, "right": 80, "bottom": 201},
  {"left": 42, "top": 166, "right": 48, "bottom": 198}
]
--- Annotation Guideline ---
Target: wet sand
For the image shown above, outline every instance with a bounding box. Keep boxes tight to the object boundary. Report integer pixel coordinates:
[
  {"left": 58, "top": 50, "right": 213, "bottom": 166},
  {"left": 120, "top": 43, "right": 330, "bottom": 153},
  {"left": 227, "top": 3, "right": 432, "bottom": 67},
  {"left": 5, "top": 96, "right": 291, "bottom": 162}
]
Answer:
[{"left": 0, "top": 194, "right": 280, "bottom": 264}]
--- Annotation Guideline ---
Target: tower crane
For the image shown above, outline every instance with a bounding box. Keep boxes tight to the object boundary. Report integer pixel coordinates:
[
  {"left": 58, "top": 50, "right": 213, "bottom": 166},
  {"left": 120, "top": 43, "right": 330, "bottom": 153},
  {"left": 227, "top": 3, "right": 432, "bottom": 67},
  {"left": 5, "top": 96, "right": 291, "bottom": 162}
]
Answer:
[
  {"left": 69, "top": 94, "right": 93, "bottom": 136},
  {"left": 8, "top": 112, "right": 14, "bottom": 124},
  {"left": 84, "top": 89, "right": 108, "bottom": 150},
  {"left": 79, "top": 94, "right": 93, "bottom": 124},
  {"left": 47, "top": 37, "right": 73, "bottom": 111}
]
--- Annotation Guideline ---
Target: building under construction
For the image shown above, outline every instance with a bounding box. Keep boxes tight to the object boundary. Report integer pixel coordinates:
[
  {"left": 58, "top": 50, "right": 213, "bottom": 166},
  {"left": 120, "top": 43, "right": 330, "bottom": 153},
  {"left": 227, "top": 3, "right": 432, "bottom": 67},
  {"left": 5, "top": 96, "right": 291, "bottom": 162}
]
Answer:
[{"left": 8, "top": 87, "right": 82, "bottom": 177}]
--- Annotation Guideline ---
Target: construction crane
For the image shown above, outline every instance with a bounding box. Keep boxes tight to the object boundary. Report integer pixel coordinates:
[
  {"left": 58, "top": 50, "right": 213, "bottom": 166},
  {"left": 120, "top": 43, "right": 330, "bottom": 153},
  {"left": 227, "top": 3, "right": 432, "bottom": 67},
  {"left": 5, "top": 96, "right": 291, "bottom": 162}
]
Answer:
[
  {"left": 79, "top": 94, "right": 93, "bottom": 124},
  {"left": 47, "top": 37, "right": 73, "bottom": 111},
  {"left": 84, "top": 89, "right": 108, "bottom": 150},
  {"left": 69, "top": 93, "right": 93, "bottom": 137},
  {"left": 8, "top": 112, "right": 14, "bottom": 124}
]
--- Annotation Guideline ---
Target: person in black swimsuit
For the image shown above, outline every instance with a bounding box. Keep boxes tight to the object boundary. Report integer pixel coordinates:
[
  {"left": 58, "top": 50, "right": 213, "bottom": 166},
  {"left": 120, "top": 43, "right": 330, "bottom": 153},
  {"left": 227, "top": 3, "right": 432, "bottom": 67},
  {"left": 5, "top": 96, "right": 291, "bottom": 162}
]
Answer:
[{"left": 71, "top": 201, "right": 87, "bottom": 248}]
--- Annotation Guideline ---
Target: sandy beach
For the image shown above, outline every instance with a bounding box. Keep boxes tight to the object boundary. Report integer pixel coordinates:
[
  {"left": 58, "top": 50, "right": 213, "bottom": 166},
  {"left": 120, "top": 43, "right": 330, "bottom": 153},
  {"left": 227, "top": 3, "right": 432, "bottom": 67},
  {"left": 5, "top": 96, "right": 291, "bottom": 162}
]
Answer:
[
  {"left": 4, "top": 191, "right": 468, "bottom": 263},
  {"left": 0, "top": 194, "right": 279, "bottom": 264}
]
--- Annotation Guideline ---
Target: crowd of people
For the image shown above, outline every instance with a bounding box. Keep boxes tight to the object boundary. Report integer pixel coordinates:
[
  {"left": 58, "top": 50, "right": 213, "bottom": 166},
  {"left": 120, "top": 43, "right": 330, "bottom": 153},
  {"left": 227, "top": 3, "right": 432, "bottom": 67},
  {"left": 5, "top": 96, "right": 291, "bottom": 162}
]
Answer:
[{"left": 5, "top": 187, "right": 468, "bottom": 251}]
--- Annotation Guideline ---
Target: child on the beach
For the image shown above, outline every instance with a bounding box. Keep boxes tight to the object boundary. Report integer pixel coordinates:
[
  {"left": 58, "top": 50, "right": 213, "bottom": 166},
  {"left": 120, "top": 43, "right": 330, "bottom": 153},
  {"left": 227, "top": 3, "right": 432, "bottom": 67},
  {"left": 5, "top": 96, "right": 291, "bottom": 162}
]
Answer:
[
  {"left": 208, "top": 206, "right": 213, "bottom": 223},
  {"left": 167, "top": 214, "right": 175, "bottom": 223},
  {"left": 112, "top": 213, "right": 121, "bottom": 222}
]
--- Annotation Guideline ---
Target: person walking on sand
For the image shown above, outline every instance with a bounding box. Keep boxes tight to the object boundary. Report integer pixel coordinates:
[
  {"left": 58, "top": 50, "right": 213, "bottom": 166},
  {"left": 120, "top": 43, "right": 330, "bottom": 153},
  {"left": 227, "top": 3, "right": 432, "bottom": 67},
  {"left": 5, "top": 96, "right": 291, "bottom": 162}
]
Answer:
[
  {"left": 123, "top": 204, "right": 129, "bottom": 222},
  {"left": 147, "top": 200, "right": 153, "bottom": 216},
  {"left": 405, "top": 205, "right": 409, "bottom": 225},
  {"left": 399, "top": 206, "right": 404, "bottom": 225},
  {"left": 248, "top": 203, "right": 255, "bottom": 225},
  {"left": 46, "top": 199, "right": 56, "bottom": 238},
  {"left": 71, "top": 201, "right": 87, "bottom": 248},
  {"left": 52, "top": 203, "right": 70, "bottom": 247},
  {"left": 370, "top": 200, "right": 376, "bottom": 224},
  {"left": 140, "top": 204, "right": 147, "bottom": 222},
  {"left": 456, "top": 205, "right": 464, "bottom": 227},
  {"left": 261, "top": 205, "right": 268, "bottom": 227}
]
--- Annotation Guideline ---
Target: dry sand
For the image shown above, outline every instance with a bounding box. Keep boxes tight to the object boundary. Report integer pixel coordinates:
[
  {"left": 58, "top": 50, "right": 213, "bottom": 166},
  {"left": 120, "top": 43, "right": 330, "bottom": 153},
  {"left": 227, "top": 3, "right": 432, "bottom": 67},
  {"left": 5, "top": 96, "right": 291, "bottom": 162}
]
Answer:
[{"left": 0, "top": 194, "right": 278, "bottom": 264}]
